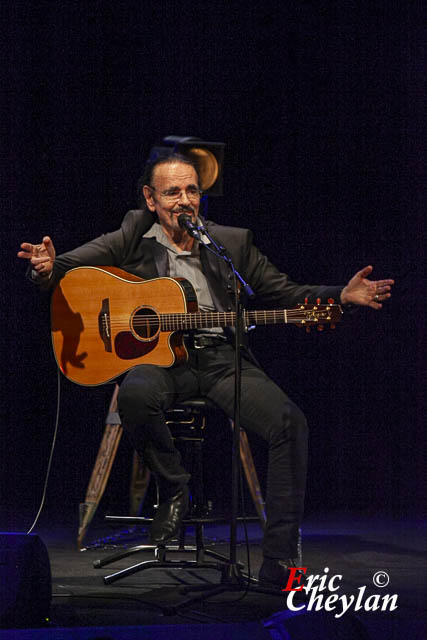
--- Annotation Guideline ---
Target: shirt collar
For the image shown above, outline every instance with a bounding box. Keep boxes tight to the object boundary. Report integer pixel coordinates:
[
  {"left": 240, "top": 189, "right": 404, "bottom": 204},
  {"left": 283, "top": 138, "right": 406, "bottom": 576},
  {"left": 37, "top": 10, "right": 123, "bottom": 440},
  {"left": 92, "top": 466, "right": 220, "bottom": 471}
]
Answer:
[{"left": 144, "top": 218, "right": 211, "bottom": 253}]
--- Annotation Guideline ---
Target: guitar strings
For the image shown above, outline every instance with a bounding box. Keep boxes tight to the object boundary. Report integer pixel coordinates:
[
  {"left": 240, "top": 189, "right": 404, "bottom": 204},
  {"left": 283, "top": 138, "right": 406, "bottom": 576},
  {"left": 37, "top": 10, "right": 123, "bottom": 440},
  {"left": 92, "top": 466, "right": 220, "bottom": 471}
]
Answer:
[
  {"left": 97, "top": 311, "right": 337, "bottom": 322},
  {"left": 85, "top": 310, "right": 340, "bottom": 323},
  {"left": 91, "top": 309, "right": 338, "bottom": 331}
]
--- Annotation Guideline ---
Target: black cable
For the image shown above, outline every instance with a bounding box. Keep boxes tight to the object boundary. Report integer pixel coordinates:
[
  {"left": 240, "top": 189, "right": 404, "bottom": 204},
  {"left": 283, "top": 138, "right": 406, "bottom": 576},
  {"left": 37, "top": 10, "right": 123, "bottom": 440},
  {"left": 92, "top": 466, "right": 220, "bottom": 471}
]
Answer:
[
  {"left": 238, "top": 463, "right": 252, "bottom": 595},
  {"left": 27, "top": 368, "right": 62, "bottom": 534},
  {"left": 205, "top": 466, "right": 253, "bottom": 608}
]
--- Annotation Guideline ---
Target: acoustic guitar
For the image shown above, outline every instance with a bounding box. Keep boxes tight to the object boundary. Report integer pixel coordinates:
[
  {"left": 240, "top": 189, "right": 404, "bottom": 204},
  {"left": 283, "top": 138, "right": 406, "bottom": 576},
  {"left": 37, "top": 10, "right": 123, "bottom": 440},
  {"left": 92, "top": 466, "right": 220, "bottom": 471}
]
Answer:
[{"left": 51, "top": 266, "right": 342, "bottom": 386}]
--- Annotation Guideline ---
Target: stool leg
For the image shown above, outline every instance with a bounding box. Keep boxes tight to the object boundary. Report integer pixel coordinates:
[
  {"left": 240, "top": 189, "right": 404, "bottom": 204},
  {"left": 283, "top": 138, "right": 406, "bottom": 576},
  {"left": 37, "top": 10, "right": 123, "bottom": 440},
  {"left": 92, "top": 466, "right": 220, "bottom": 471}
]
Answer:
[
  {"left": 129, "top": 452, "right": 151, "bottom": 516},
  {"left": 231, "top": 420, "right": 267, "bottom": 530},
  {"left": 78, "top": 384, "right": 122, "bottom": 550}
]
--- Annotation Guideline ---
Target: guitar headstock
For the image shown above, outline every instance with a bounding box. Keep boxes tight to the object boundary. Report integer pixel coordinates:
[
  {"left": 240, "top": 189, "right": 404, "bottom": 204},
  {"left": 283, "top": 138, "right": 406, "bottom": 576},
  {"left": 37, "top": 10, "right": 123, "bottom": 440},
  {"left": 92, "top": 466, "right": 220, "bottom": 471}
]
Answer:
[{"left": 294, "top": 298, "right": 343, "bottom": 332}]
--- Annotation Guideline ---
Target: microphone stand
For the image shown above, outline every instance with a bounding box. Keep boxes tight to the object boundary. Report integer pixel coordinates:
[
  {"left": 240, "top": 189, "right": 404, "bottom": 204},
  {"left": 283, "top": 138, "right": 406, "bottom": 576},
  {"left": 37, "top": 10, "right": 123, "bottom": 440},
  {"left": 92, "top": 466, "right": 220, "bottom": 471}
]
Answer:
[
  {"left": 167, "top": 222, "right": 270, "bottom": 613},
  {"left": 199, "top": 225, "right": 255, "bottom": 577}
]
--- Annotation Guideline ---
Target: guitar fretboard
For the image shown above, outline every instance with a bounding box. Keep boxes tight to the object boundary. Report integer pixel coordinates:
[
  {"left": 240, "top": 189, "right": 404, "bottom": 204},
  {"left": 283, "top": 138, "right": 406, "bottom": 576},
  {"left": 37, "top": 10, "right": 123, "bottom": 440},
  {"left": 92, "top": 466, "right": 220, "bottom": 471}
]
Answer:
[{"left": 159, "top": 308, "right": 332, "bottom": 331}]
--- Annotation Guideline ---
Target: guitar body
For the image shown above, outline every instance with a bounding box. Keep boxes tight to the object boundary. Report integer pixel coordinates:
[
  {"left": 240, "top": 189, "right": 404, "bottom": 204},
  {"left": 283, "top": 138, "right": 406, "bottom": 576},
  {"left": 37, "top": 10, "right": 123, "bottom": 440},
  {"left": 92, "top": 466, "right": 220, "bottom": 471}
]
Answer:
[{"left": 51, "top": 266, "right": 197, "bottom": 386}]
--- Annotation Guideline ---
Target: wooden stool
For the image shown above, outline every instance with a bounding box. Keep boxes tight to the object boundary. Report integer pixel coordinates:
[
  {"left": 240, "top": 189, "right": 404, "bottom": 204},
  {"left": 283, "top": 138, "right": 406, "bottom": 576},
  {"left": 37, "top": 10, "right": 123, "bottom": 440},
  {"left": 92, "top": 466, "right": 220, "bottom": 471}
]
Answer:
[{"left": 78, "top": 384, "right": 266, "bottom": 551}]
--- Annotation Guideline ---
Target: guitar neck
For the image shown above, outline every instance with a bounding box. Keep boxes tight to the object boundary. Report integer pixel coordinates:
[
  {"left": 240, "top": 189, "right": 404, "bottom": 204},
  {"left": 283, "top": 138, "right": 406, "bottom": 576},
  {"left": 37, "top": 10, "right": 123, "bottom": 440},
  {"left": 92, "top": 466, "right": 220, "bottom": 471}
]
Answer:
[{"left": 160, "top": 308, "right": 328, "bottom": 331}]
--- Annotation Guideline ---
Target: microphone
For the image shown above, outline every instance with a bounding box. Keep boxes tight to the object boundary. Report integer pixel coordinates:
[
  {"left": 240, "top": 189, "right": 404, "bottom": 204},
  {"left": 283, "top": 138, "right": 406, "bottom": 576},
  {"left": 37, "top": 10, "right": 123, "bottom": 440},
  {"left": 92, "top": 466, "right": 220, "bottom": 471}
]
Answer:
[{"left": 177, "top": 213, "right": 201, "bottom": 239}]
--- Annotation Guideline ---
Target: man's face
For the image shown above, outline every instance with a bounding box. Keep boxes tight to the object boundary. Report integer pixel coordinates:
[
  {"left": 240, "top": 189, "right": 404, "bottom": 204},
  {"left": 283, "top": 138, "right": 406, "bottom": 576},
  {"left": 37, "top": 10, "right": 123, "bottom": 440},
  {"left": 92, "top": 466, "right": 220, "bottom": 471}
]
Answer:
[{"left": 143, "top": 162, "right": 200, "bottom": 237}]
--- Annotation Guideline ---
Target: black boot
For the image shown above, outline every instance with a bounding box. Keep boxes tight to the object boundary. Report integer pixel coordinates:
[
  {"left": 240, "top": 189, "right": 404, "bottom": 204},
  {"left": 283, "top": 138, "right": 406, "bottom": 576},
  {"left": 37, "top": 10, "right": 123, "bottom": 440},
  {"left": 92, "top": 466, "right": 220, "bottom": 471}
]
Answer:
[{"left": 150, "top": 485, "right": 189, "bottom": 544}]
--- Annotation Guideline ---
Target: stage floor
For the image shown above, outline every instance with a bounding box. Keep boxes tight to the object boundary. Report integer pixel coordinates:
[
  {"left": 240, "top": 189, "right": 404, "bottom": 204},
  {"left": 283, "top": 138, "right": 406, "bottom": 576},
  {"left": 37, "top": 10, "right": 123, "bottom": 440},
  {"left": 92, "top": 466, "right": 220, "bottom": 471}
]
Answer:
[{"left": 1, "top": 513, "right": 426, "bottom": 639}]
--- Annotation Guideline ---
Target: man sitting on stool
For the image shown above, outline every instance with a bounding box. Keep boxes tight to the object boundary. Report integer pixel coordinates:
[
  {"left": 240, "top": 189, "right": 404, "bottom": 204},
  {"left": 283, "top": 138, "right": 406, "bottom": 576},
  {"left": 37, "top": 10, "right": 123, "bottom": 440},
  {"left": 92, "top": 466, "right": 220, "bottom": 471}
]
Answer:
[{"left": 18, "top": 153, "right": 394, "bottom": 588}]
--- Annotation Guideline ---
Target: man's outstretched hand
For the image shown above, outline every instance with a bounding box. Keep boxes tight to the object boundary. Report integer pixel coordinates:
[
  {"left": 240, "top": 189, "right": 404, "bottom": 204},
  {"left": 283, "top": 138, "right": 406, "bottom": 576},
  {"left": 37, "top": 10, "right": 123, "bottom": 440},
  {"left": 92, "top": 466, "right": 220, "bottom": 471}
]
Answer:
[
  {"left": 340, "top": 265, "right": 394, "bottom": 309},
  {"left": 17, "top": 236, "right": 56, "bottom": 276}
]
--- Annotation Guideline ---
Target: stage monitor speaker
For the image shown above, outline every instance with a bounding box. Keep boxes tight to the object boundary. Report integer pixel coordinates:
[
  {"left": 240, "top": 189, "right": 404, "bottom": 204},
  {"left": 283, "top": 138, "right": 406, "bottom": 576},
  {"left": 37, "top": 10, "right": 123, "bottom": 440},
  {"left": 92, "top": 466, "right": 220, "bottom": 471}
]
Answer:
[{"left": 0, "top": 533, "right": 51, "bottom": 628}]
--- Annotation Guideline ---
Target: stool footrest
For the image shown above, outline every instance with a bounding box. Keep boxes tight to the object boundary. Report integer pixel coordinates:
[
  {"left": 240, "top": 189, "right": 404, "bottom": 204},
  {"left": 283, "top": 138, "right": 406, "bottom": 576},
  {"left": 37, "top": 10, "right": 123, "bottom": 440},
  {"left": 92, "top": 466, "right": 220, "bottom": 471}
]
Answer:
[{"left": 104, "top": 515, "right": 261, "bottom": 525}]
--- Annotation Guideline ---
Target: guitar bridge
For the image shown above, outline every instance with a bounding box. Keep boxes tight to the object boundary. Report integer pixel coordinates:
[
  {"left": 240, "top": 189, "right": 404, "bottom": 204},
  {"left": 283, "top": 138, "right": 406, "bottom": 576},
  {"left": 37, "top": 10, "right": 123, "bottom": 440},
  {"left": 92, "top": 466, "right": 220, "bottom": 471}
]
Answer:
[{"left": 98, "top": 298, "right": 112, "bottom": 352}]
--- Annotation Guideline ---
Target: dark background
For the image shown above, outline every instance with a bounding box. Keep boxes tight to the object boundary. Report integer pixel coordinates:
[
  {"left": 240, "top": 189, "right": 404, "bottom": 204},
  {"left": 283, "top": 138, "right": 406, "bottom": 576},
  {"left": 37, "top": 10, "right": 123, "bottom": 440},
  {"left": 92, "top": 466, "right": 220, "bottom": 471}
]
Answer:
[{"left": 1, "top": 2, "right": 425, "bottom": 530}]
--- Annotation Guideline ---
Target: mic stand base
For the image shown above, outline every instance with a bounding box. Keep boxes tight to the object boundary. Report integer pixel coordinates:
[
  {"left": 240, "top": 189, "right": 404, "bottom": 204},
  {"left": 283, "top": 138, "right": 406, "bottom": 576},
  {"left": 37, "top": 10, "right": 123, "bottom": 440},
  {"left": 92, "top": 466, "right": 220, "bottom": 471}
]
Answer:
[{"left": 160, "top": 561, "right": 285, "bottom": 616}]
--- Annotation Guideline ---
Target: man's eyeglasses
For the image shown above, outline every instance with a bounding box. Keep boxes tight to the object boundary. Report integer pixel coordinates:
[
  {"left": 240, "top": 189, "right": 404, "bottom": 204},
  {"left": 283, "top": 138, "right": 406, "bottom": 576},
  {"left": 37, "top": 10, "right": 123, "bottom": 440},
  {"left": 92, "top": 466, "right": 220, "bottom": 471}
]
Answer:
[{"left": 149, "top": 186, "right": 203, "bottom": 203}]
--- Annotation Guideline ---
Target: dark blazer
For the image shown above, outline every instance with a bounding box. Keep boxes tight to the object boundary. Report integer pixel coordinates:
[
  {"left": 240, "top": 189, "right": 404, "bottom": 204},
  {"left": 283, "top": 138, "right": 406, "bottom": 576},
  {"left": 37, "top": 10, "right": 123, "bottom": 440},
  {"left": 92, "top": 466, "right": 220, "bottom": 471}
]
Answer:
[{"left": 47, "top": 209, "right": 344, "bottom": 311}]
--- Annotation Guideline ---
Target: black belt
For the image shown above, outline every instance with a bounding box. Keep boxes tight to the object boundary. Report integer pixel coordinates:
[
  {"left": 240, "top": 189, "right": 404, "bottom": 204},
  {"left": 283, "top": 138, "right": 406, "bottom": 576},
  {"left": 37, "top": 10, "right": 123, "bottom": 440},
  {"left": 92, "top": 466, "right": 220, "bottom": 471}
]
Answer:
[{"left": 189, "top": 334, "right": 229, "bottom": 349}]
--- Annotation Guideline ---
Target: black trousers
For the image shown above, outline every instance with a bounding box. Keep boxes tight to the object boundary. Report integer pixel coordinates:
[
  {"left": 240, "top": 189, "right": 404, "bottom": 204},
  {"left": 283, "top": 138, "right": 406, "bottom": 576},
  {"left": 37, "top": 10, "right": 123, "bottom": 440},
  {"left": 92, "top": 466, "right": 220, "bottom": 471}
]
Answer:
[{"left": 117, "top": 344, "right": 308, "bottom": 559}]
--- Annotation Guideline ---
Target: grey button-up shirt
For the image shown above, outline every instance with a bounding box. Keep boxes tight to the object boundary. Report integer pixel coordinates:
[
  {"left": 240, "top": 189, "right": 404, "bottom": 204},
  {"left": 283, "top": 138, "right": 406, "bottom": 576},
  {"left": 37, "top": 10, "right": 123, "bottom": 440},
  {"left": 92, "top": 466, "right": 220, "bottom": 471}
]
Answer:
[{"left": 144, "top": 222, "right": 224, "bottom": 336}]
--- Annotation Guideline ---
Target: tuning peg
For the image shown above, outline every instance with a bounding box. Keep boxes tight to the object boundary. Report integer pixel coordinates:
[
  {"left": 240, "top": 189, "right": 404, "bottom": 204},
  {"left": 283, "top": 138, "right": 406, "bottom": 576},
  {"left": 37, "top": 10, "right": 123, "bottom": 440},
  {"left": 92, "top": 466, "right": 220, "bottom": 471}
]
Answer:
[
  {"left": 330, "top": 323, "right": 336, "bottom": 330},
  {"left": 305, "top": 327, "right": 311, "bottom": 333},
  {"left": 317, "top": 325, "right": 324, "bottom": 332},
  {"left": 316, "top": 298, "right": 321, "bottom": 305},
  {"left": 328, "top": 298, "right": 335, "bottom": 304},
  {"left": 304, "top": 297, "right": 308, "bottom": 304}
]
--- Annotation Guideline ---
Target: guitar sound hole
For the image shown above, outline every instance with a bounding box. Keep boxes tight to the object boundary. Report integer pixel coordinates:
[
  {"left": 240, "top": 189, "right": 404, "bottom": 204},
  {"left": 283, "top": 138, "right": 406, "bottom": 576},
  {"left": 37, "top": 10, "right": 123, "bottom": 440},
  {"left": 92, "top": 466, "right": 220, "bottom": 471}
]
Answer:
[{"left": 131, "top": 307, "right": 160, "bottom": 340}]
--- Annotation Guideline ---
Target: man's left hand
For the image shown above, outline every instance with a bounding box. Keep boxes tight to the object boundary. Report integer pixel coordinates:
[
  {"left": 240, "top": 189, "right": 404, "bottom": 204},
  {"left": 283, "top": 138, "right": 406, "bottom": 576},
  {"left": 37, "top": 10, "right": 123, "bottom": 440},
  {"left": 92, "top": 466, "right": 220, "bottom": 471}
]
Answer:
[{"left": 340, "top": 265, "right": 394, "bottom": 309}]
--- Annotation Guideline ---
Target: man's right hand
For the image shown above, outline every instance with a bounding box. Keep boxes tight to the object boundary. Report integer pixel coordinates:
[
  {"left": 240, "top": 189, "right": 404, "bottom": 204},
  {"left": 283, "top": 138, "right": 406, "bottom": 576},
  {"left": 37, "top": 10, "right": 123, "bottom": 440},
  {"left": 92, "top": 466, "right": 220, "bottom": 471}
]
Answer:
[{"left": 17, "top": 236, "right": 56, "bottom": 276}]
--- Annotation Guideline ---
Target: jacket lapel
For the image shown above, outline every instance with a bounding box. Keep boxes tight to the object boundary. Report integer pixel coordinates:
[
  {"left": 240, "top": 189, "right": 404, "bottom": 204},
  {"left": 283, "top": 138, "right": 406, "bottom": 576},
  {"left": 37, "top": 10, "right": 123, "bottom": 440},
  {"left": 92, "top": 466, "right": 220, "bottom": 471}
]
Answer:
[{"left": 138, "top": 238, "right": 168, "bottom": 278}]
